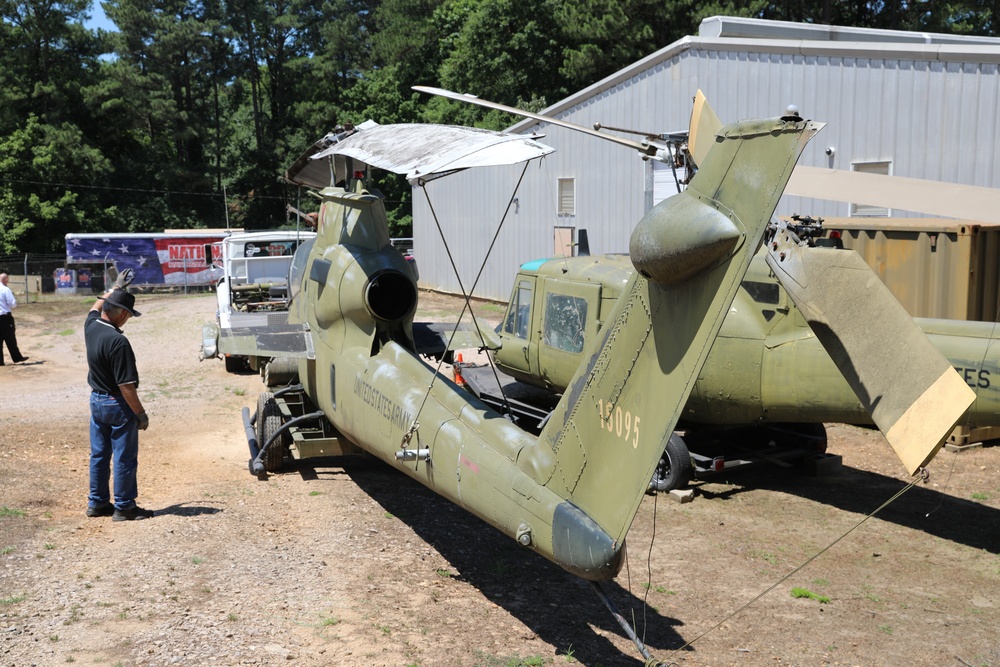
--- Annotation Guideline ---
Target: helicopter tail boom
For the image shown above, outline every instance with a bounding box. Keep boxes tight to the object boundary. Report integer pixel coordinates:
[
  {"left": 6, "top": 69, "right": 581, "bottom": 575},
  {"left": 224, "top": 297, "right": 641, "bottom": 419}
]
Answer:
[{"left": 527, "top": 117, "right": 822, "bottom": 551}]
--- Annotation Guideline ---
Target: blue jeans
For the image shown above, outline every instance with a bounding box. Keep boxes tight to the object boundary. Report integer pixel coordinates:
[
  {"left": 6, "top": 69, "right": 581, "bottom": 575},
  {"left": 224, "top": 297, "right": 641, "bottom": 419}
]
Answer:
[{"left": 88, "top": 392, "right": 140, "bottom": 510}]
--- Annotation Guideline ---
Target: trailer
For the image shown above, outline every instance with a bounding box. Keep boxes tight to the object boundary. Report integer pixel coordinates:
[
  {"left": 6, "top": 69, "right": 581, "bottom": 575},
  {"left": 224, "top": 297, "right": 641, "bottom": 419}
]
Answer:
[
  {"left": 457, "top": 362, "right": 835, "bottom": 492},
  {"left": 65, "top": 231, "right": 231, "bottom": 289}
]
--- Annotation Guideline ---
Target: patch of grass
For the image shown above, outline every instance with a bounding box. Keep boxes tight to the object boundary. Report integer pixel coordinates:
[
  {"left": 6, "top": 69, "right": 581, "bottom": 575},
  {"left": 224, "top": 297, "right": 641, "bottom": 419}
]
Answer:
[
  {"left": 472, "top": 651, "right": 550, "bottom": 667},
  {"left": 812, "top": 578, "right": 830, "bottom": 586},
  {"left": 233, "top": 387, "right": 247, "bottom": 396},
  {"left": 319, "top": 616, "right": 340, "bottom": 627},
  {"left": 0, "top": 506, "right": 26, "bottom": 518},
  {"left": 878, "top": 624, "right": 893, "bottom": 635},
  {"left": 0, "top": 546, "right": 14, "bottom": 555},
  {"left": 191, "top": 556, "right": 205, "bottom": 565},
  {"left": 308, "top": 490, "right": 322, "bottom": 496},
  {"left": 383, "top": 511, "right": 394, "bottom": 518},
  {"left": 790, "top": 587, "right": 830, "bottom": 603},
  {"left": 45, "top": 543, "right": 56, "bottom": 550},
  {"left": 435, "top": 568, "right": 455, "bottom": 578},
  {"left": 0, "top": 595, "right": 26, "bottom": 605},
  {"left": 748, "top": 549, "right": 778, "bottom": 565},
  {"left": 227, "top": 612, "right": 238, "bottom": 621},
  {"left": 56, "top": 329, "right": 74, "bottom": 336},
  {"left": 50, "top": 634, "right": 60, "bottom": 641},
  {"left": 971, "top": 492, "right": 990, "bottom": 501}
]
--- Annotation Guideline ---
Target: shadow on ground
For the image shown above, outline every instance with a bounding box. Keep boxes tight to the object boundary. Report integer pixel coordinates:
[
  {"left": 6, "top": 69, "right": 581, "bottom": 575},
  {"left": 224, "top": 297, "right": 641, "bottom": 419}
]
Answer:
[{"left": 286, "top": 457, "right": 686, "bottom": 667}]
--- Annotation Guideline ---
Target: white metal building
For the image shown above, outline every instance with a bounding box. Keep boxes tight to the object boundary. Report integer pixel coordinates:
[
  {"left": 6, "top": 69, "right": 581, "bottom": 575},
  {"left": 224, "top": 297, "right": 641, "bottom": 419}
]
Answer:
[{"left": 412, "top": 16, "right": 1000, "bottom": 300}]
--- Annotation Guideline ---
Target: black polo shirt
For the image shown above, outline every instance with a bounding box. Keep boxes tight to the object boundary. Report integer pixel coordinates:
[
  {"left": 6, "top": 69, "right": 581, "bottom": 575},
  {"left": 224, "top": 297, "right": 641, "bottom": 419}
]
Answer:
[{"left": 85, "top": 310, "right": 139, "bottom": 394}]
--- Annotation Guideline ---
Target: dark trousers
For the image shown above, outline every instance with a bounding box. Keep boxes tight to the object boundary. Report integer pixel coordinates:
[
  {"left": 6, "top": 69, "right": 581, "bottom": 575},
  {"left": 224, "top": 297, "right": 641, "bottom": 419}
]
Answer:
[{"left": 0, "top": 312, "right": 24, "bottom": 363}]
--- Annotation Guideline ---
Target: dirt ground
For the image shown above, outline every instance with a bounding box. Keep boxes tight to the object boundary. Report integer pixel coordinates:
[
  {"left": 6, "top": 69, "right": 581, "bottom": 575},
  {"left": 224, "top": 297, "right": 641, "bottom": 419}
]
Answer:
[{"left": 1, "top": 292, "right": 998, "bottom": 667}]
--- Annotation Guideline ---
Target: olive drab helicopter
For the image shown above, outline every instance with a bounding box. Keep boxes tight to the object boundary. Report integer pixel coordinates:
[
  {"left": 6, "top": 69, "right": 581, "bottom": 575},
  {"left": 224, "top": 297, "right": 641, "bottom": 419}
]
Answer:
[
  {"left": 414, "top": 87, "right": 1000, "bottom": 491},
  {"left": 235, "top": 101, "right": 974, "bottom": 664}
]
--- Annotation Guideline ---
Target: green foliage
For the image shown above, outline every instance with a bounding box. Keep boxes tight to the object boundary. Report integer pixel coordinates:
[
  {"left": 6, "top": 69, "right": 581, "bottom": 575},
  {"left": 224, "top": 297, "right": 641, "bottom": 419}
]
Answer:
[{"left": 790, "top": 587, "right": 830, "bottom": 603}]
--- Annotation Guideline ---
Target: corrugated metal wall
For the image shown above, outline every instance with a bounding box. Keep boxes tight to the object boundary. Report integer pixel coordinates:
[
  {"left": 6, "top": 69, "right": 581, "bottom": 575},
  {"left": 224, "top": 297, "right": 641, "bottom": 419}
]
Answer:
[{"left": 415, "top": 33, "right": 1000, "bottom": 301}]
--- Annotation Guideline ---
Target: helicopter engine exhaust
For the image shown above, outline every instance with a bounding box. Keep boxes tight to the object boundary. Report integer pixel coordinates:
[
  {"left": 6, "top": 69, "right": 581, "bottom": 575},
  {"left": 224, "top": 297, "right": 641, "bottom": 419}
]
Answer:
[{"left": 365, "top": 270, "right": 417, "bottom": 322}]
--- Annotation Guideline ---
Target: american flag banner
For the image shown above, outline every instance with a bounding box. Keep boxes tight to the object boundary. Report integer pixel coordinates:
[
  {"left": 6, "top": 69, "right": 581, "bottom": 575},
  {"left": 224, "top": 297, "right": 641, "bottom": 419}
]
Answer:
[{"left": 65, "top": 234, "right": 228, "bottom": 286}]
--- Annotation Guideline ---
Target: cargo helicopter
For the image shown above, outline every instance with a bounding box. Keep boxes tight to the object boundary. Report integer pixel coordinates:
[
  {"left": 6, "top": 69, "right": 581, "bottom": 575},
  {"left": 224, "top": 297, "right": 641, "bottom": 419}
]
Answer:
[{"left": 237, "top": 106, "right": 974, "bottom": 664}]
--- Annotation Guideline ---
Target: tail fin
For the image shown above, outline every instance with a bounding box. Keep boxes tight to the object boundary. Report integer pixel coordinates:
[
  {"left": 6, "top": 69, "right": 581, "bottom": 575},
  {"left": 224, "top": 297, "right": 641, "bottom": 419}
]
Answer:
[{"left": 530, "top": 117, "right": 822, "bottom": 549}]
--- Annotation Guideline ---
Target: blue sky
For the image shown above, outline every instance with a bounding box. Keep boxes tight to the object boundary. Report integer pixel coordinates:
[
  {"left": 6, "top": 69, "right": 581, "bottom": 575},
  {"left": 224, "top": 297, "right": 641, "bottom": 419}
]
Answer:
[{"left": 85, "top": 2, "right": 118, "bottom": 32}]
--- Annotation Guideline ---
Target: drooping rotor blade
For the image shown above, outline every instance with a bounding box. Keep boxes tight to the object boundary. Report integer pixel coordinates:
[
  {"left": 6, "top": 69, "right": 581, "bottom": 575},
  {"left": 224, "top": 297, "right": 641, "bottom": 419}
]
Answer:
[
  {"left": 788, "top": 166, "right": 1000, "bottom": 224},
  {"left": 688, "top": 89, "right": 723, "bottom": 167},
  {"left": 285, "top": 120, "right": 555, "bottom": 188},
  {"left": 766, "top": 229, "right": 976, "bottom": 474},
  {"left": 413, "top": 85, "right": 661, "bottom": 160}
]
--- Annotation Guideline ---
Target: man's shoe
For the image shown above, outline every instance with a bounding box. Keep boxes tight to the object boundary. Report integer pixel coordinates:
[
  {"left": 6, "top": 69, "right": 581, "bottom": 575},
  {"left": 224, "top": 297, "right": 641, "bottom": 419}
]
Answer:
[
  {"left": 13, "top": 356, "right": 28, "bottom": 363},
  {"left": 86, "top": 503, "right": 115, "bottom": 518},
  {"left": 112, "top": 505, "right": 154, "bottom": 521}
]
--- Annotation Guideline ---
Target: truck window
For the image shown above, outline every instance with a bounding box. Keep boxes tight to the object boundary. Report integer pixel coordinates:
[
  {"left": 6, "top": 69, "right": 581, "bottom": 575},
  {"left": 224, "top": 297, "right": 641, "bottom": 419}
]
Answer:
[
  {"left": 503, "top": 281, "right": 533, "bottom": 339},
  {"left": 543, "top": 294, "right": 587, "bottom": 354}
]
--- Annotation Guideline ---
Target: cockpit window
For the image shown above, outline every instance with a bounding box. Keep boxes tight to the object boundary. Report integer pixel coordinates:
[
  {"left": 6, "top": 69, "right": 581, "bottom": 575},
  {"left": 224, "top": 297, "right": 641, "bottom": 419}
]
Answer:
[
  {"left": 288, "top": 238, "right": 316, "bottom": 303},
  {"left": 543, "top": 294, "right": 587, "bottom": 354},
  {"left": 503, "top": 281, "right": 533, "bottom": 339},
  {"left": 741, "top": 280, "right": 780, "bottom": 305}
]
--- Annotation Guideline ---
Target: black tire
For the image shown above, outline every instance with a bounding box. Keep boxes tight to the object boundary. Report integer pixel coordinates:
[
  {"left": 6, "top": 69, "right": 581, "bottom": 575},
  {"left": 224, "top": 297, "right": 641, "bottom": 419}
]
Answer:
[
  {"left": 224, "top": 355, "right": 244, "bottom": 373},
  {"left": 256, "top": 392, "right": 286, "bottom": 472},
  {"left": 649, "top": 433, "right": 694, "bottom": 493},
  {"left": 771, "top": 422, "right": 828, "bottom": 453}
]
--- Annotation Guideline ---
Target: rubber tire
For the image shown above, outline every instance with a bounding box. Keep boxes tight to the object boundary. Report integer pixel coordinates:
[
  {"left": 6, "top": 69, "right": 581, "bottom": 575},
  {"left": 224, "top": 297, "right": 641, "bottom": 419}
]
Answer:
[
  {"left": 650, "top": 433, "right": 694, "bottom": 492},
  {"left": 255, "top": 392, "right": 286, "bottom": 472}
]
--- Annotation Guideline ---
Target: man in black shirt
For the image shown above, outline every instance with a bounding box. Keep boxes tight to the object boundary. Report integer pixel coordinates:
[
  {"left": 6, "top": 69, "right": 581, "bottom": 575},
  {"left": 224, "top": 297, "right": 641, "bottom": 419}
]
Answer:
[{"left": 84, "top": 271, "right": 153, "bottom": 521}]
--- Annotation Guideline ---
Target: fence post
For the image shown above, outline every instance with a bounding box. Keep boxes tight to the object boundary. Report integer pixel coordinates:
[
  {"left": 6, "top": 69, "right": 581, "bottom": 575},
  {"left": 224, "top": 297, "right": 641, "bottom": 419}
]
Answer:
[{"left": 22, "top": 253, "right": 28, "bottom": 302}]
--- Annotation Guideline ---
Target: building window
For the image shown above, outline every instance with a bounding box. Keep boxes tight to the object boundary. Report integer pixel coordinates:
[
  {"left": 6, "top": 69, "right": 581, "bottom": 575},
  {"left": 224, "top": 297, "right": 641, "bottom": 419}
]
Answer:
[
  {"left": 557, "top": 178, "right": 575, "bottom": 216},
  {"left": 850, "top": 161, "right": 891, "bottom": 217}
]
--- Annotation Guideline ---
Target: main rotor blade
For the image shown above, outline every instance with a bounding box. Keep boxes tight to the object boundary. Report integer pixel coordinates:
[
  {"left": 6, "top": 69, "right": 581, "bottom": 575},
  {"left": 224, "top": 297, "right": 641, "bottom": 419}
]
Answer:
[
  {"left": 766, "top": 237, "right": 976, "bottom": 474},
  {"left": 688, "top": 89, "right": 723, "bottom": 168},
  {"left": 787, "top": 166, "right": 1000, "bottom": 224},
  {"left": 413, "top": 86, "right": 659, "bottom": 158}
]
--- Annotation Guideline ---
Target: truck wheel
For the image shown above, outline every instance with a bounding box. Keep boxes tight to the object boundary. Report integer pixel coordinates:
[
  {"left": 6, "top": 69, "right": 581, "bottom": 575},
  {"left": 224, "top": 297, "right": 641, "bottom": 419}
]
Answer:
[
  {"left": 224, "top": 355, "right": 244, "bottom": 373},
  {"left": 256, "top": 392, "right": 286, "bottom": 472},
  {"left": 649, "top": 433, "right": 693, "bottom": 493}
]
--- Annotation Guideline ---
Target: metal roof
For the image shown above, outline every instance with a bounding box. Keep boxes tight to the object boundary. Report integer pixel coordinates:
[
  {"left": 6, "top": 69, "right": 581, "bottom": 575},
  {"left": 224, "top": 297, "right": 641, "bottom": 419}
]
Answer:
[{"left": 510, "top": 18, "right": 1000, "bottom": 134}]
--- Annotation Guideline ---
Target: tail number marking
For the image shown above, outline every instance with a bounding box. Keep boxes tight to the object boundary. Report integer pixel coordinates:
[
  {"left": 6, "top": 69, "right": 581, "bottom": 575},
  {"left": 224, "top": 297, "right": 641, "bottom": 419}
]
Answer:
[{"left": 597, "top": 399, "right": 640, "bottom": 448}]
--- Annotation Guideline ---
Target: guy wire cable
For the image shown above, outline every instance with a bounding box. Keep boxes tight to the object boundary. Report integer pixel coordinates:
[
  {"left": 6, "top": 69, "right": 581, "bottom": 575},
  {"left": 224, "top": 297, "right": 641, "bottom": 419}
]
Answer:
[
  {"left": 405, "top": 162, "right": 531, "bottom": 431},
  {"left": 667, "top": 471, "right": 926, "bottom": 657}
]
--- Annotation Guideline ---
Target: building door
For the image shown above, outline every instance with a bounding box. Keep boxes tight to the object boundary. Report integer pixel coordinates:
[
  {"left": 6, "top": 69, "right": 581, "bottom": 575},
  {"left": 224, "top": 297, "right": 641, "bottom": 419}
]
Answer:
[{"left": 553, "top": 227, "right": 575, "bottom": 257}]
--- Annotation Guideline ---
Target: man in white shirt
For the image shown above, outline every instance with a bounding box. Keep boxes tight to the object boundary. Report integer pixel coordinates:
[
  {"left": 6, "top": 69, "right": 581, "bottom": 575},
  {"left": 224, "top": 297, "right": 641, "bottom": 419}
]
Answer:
[{"left": 0, "top": 273, "right": 28, "bottom": 365}]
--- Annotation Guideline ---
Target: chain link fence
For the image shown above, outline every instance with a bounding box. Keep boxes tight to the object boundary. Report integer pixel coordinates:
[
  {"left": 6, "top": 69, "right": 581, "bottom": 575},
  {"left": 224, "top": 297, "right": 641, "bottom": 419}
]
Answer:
[{"left": 0, "top": 253, "right": 112, "bottom": 303}]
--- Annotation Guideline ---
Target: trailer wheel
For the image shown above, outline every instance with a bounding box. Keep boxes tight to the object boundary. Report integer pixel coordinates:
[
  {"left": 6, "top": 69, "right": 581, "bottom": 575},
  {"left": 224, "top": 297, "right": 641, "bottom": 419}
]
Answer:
[
  {"left": 256, "top": 392, "right": 286, "bottom": 472},
  {"left": 649, "top": 433, "right": 693, "bottom": 493},
  {"left": 224, "top": 355, "right": 244, "bottom": 373}
]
